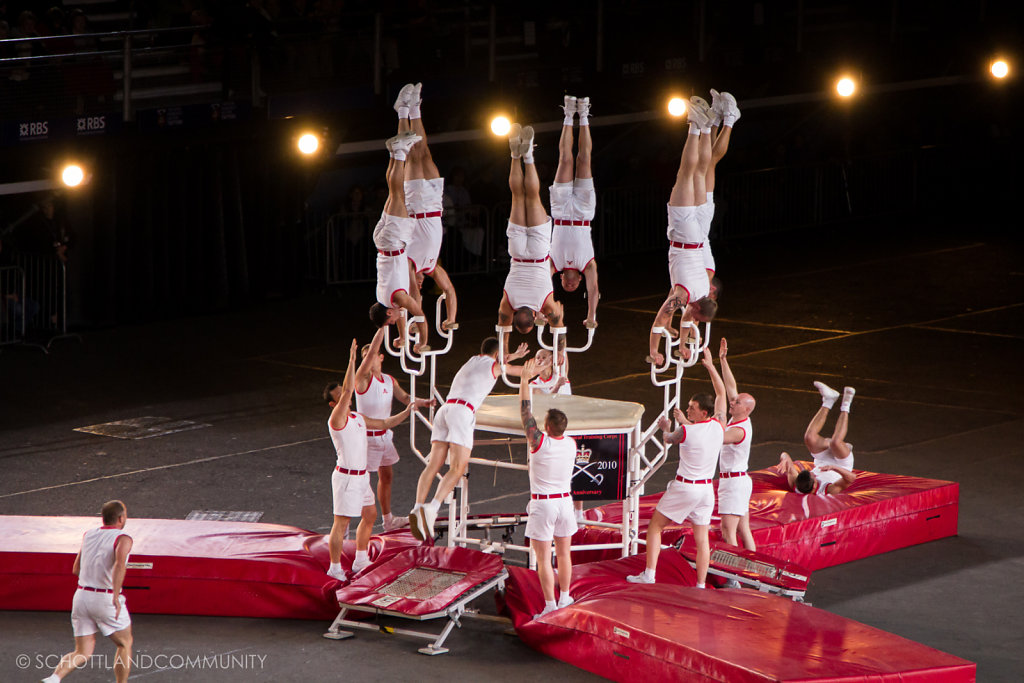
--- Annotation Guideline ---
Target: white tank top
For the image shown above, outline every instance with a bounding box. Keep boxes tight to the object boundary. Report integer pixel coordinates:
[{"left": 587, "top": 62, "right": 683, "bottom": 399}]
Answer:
[
  {"left": 79, "top": 526, "right": 131, "bottom": 590},
  {"left": 447, "top": 355, "right": 499, "bottom": 409},
  {"left": 719, "top": 417, "right": 752, "bottom": 473},
  {"left": 356, "top": 374, "right": 395, "bottom": 426},
  {"left": 675, "top": 419, "right": 725, "bottom": 480},
  {"left": 329, "top": 412, "right": 368, "bottom": 470},
  {"left": 529, "top": 433, "right": 577, "bottom": 494},
  {"left": 529, "top": 360, "right": 571, "bottom": 395}
]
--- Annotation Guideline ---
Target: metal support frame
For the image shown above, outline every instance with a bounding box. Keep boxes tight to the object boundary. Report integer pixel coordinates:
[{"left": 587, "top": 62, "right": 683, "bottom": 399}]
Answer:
[{"left": 323, "top": 571, "right": 509, "bottom": 655}]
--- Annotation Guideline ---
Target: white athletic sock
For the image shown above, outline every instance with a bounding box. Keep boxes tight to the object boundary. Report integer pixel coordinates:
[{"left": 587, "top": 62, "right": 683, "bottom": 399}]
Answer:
[
  {"left": 688, "top": 122, "right": 701, "bottom": 135},
  {"left": 643, "top": 568, "right": 656, "bottom": 581},
  {"left": 563, "top": 114, "right": 574, "bottom": 126},
  {"left": 397, "top": 105, "right": 409, "bottom": 119},
  {"left": 695, "top": 582, "right": 705, "bottom": 589},
  {"left": 841, "top": 396, "right": 854, "bottom": 412},
  {"left": 723, "top": 115, "right": 736, "bottom": 127},
  {"left": 523, "top": 148, "right": 535, "bottom": 164},
  {"left": 409, "top": 103, "right": 421, "bottom": 119},
  {"left": 383, "top": 512, "right": 393, "bottom": 526},
  {"left": 579, "top": 113, "right": 589, "bottom": 126},
  {"left": 427, "top": 499, "right": 441, "bottom": 514},
  {"left": 329, "top": 562, "right": 342, "bottom": 573},
  {"left": 700, "top": 126, "right": 711, "bottom": 135},
  {"left": 545, "top": 599, "right": 556, "bottom": 610},
  {"left": 822, "top": 395, "right": 837, "bottom": 410},
  {"left": 393, "top": 149, "right": 408, "bottom": 162},
  {"left": 557, "top": 593, "right": 573, "bottom": 608},
  {"left": 42, "top": 676, "right": 61, "bottom": 683},
  {"left": 354, "top": 550, "right": 368, "bottom": 564},
  {"left": 410, "top": 502, "right": 422, "bottom": 514}
]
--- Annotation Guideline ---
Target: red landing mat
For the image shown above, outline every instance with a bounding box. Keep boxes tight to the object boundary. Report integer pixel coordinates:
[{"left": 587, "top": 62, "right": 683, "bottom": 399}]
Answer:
[
  {"left": 573, "top": 466, "right": 959, "bottom": 570},
  {"left": 0, "top": 516, "right": 421, "bottom": 620},
  {"left": 503, "top": 556, "right": 975, "bottom": 682}
]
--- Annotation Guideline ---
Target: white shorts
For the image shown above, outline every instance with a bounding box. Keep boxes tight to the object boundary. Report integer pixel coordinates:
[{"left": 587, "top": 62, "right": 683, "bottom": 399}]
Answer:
[
  {"left": 812, "top": 446, "right": 854, "bottom": 472},
  {"left": 717, "top": 475, "right": 753, "bottom": 516},
  {"left": 405, "top": 178, "right": 445, "bottom": 274},
  {"left": 668, "top": 247, "right": 710, "bottom": 302},
  {"left": 430, "top": 402, "right": 476, "bottom": 450},
  {"left": 507, "top": 219, "right": 552, "bottom": 261},
  {"left": 71, "top": 588, "right": 131, "bottom": 637},
  {"left": 524, "top": 497, "right": 578, "bottom": 542},
  {"left": 697, "top": 199, "right": 715, "bottom": 273},
  {"left": 549, "top": 178, "right": 596, "bottom": 222},
  {"left": 332, "top": 470, "right": 374, "bottom": 517},
  {"left": 550, "top": 221, "right": 595, "bottom": 273},
  {"left": 656, "top": 479, "right": 714, "bottom": 526},
  {"left": 504, "top": 260, "right": 554, "bottom": 312},
  {"left": 373, "top": 212, "right": 415, "bottom": 251},
  {"left": 666, "top": 204, "right": 704, "bottom": 243},
  {"left": 366, "top": 432, "right": 400, "bottom": 471}
]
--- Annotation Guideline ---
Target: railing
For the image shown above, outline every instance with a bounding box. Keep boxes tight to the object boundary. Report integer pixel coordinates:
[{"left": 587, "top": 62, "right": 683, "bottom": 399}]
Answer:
[
  {"left": 1, "top": 265, "right": 26, "bottom": 347},
  {"left": 1, "top": 253, "right": 78, "bottom": 351}
]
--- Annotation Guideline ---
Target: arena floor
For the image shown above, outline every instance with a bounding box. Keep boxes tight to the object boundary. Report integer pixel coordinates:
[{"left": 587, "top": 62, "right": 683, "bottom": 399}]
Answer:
[{"left": 2, "top": 224, "right": 1022, "bottom": 681}]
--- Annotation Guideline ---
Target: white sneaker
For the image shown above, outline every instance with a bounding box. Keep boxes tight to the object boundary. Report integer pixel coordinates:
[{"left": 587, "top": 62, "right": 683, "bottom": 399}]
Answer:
[
  {"left": 719, "top": 91, "right": 741, "bottom": 123},
  {"left": 420, "top": 504, "right": 437, "bottom": 539},
  {"left": 508, "top": 122, "right": 522, "bottom": 157},
  {"left": 724, "top": 579, "right": 742, "bottom": 589},
  {"left": 408, "top": 510, "right": 424, "bottom": 540},
  {"left": 813, "top": 381, "right": 840, "bottom": 403},
  {"left": 556, "top": 595, "right": 574, "bottom": 609},
  {"left": 533, "top": 604, "right": 557, "bottom": 620},
  {"left": 519, "top": 125, "right": 535, "bottom": 156},
  {"left": 688, "top": 96, "right": 712, "bottom": 128},
  {"left": 575, "top": 508, "right": 586, "bottom": 524},
  {"left": 383, "top": 516, "right": 408, "bottom": 532},
  {"left": 351, "top": 557, "right": 370, "bottom": 574},
  {"left": 841, "top": 386, "right": 856, "bottom": 411},
  {"left": 562, "top": 95, "right": 577, "bottom": 115},
  {"left": 411, "top": 82, "right": 423, "bottom": 105},
  {"left": 393, "top": 83, "right": 415, "bottom": 112},
  {"left": 388, "top": 131, "right": 422, "bottom": 156},
  {"left": 326, "top": 566, "right": 347, "bottom": 581},
  {"left": 710, "top": 88, "right": 725, "bottom": 115},
  {"left": 575, "top": 96, "right": 590, "bottom": 118},
  {"left": 626, "top": 572, "right": 655, "bottom": 584}
]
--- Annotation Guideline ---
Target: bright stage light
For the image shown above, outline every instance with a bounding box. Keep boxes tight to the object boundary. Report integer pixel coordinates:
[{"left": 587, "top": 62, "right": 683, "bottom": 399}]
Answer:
[
  {"left": 990, "top": 59, "right": 1009, "bottom": 79},
  {"left": 61, "top": 164, "right": 85, "bottom": 187},
  {"left": 490, "top": 116, "right": 511, "bottom": 136},
  {"left": 297, "top": 133, "right": 320, "bottom": 155},
  {"left": 667, "top": 97, "right": 687, "bottom": 117},
  {"left": 836, "top": 77, "right": 856, "bottom": 98}
]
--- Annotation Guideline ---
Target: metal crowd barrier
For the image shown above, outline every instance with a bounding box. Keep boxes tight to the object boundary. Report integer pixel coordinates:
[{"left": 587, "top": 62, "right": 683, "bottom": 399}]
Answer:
[
  {"left": 1, "top": 265, "right": 26, "bottom": 347},
  {"left": 4, "top": 254, "right": 78, "bottom": 351}
]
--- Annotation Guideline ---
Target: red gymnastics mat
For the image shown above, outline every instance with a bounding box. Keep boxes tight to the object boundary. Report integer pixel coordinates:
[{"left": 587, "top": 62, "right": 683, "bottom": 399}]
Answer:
[
  {"left": 573, "top": 466, "right": 959, "bottom": 570},
  {"left": 502, "top": 554, "right": 975, "bottom": 682},
  {"left": 0, "top": 516, "right": 421, "bottom": 620}
]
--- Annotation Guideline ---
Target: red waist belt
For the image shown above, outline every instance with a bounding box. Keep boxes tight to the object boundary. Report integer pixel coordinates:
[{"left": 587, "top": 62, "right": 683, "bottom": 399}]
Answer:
[
  {"left": 412, "top": 211, "right": 442, "bottom": 219},
  {"left": 669, "top": 241, "right": 704, "bottom": 249},
  {"left": 676, "top": 476, "right": 713, "bottom": 484},
  {"left": 553, "top": 219, "right": 590, "bottom": 226},
  {"left": 512, "top": 257, "right": 548, "bottom": 263},
  {"left": 378, "top": 248, "right": 404, "bottom": 257},
  {"left": 335, "top": 466, "right": 367, "bottom": 476},
  {"left": 719, "top": 471, "right": 748, "bottom": 479},
  {"left": 446, "top": 398, "right": 476, "bottom": 412},
  {"left": 531, "top": 492, "right": 571, "bottom": 500},
  {"left": 78, "top": 585, "right": 114, "bottom": 594},
  {"left": 366, "top": 430, "right": 387, "bottom": 437}
]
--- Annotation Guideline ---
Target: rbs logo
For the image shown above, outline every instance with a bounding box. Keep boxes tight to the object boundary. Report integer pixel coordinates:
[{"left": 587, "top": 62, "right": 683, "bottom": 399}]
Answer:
[
  {"left": 77, "top": 116, "right": 106, "bottom": 132},
  {"left": 19, "top": 121, "right": 49, "bottom": 137}
]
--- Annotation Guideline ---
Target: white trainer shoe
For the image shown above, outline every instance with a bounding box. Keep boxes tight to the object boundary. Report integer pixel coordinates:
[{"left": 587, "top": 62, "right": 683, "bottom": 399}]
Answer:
[
  {"left": 575, "top": 96, "right": 590, "bottom": 118},
  {"left": 508, "top": 122, "right": 522, "bottom": 157},
  {"left": 388, "top": 131, "right": 422, "bottom": 156},
  {"left": 326, "top": 566, "right": 347, "bottom": 581},
  {"left": 724, "top": 578, "right": 742, "bottom": 589},
  {"left": 533, "top": 604, "right": 557, "bottom": 620},
  {"left": 813, "top": 381, "right": 840, "bottom": 403},
  {"left": 411, "top": 81, "right": 423, "bottom": 105},
  {"left": 719, "top": 90, "right": 741, "bottom": 123},
  {"left": 562, "top": 95, "right": 577, "bottom": 116},
  {"left": 626, "top": 572, "right": 655, "bottom": 584},
  {"left": 383, "top": 516, "right": 408, "bottom": 532},
  {"left": 519, "top": 125, "right": 535, "bottom": 156},
  {"left": 556, "top": 595, "right": 575, "bottom": 609},
  {"left": 351, "top": 557, "right": 370, "bottom": 574},
  {"left": 420, "top": 504, "right": 437, "bottom": 539},
  {"left": 393, "top": 83, "right": 415, "bottom": 112},
  {"left": 688, "top": 96, "right": 712, "bottom": 128}
]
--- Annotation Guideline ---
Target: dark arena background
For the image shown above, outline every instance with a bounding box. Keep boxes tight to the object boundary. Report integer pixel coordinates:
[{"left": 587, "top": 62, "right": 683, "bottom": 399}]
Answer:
[{"left": 1, "top": 2, "right": 1021, "bottom": 681}]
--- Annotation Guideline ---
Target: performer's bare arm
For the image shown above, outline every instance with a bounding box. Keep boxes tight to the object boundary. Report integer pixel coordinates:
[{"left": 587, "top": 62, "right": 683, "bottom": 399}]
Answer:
[
  {"left": 820, "top": 464, "right": 857, "bottom": 494},
  {"left": 112, "top": 535, "right": 132, "bottom": 618},
  {"left": 391, "top": 379, "right": 435, "bottom": 410},
  {"left": 519, "top": 359, "right": 544, "bottom": 451},
  {"left": 72, "top": 549, "right": 81, "bottom": 576},
  {"left": 355, "top": 327, "right": 386, "bottom": 393},
  {"left": 393, "top": 292, "right": 430, "bottom": 351},
  {"left": 701, "top": 348, "right": 729, "bottom": 425},
  {"left": 328, "top": 340, "right": 358, "bottom": 430},
  {"left": 363, "top": 401, "right": 416, "bottom": 431},
  {"left": 778, "top": 452, "right": 802, "bottom": 489},
  {"left": 649, "top": 291, "right": 687, "bottom": 364},
  {"left": 583, "top": 260, "right": 600, "bottom": 327},
  {"left": 496, "top": 343, "right": 548, "bottom": 378},
  {"left": 719, "top": 337, "right": 738, "bottom": 402},
  {"left": 540, "top": 299, "right": 565, "bottom": 328},
  {"left": 431, "top": 263, "right": 458, "bottom": 329},
  {"left": 497, "top": 295, "right": 515, "bottom": 352}
]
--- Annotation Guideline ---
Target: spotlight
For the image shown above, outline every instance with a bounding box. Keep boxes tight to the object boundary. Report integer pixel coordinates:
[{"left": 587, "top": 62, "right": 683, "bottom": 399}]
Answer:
[
  {"left": 297, "top": 133, "right": 320, "bottom": 155},
  {"left": 667, "top": 97, "right": 687, "bottom": 117},
  {"left": 835, "top": 77, "right": 856, "bottom": 98},
  {"left": 490, "top": 116, "right": 511, "bottom": 136},
  {"left": 990, "top": 59, "right": 1009, "bottom": 79},
  {"left": 61, "top": 164, "right": 85, "bottom": 188}
]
